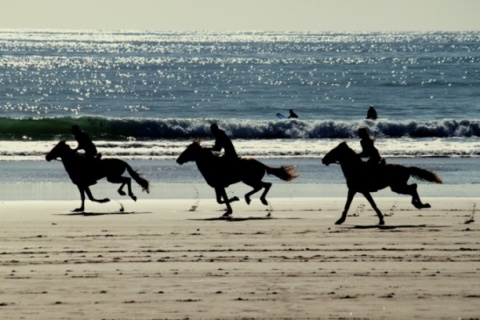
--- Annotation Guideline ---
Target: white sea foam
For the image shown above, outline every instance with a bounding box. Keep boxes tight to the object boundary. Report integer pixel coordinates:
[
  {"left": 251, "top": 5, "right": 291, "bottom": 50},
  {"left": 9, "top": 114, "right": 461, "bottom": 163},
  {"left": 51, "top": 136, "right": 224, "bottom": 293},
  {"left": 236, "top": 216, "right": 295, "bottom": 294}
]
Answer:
[{"left": 3, "top": 137, "right": 479, "bottom": 162}]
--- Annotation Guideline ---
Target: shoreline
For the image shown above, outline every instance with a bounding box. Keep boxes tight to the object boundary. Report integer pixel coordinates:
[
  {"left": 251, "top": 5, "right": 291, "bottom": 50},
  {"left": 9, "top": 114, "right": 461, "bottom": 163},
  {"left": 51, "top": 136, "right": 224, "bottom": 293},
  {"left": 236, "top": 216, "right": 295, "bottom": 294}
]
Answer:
[
  {"left": 0, "top": 180, "right": 477, "bottom": 202},
  {"left": 0, "top": 198, "right": 478, "bottom": 319},
  {"left": 1, "top": 156, "right": 480, "bottom": 201}
]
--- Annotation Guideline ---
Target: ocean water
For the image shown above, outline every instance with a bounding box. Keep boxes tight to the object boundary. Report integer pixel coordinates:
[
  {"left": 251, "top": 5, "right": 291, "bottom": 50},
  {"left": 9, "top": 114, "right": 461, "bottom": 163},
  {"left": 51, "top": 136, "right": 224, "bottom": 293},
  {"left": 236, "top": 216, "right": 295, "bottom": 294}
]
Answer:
[{"left": 0, "top": 30, "right": 479, "bottom": 200}]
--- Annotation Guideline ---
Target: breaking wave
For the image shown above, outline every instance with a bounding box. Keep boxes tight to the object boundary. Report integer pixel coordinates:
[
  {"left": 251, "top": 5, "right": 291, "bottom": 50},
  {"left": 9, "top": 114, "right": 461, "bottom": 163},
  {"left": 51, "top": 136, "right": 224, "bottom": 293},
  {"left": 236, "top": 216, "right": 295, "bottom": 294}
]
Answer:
[{"left": 1, "top": 116, "right": 479, "bottom": 141}]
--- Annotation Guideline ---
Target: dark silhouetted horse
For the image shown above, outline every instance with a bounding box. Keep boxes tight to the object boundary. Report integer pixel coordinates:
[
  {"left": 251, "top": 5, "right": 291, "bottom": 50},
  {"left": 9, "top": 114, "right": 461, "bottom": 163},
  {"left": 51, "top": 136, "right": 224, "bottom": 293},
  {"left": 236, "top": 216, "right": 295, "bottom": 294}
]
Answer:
[
  {"left": 46, "top": 141, "right": 149, "bottom": 212},
  {"left": 176, "top": 141, "right": 298, "bottom": 217},
  {"left": 322, "top": 142, "right": 442, "bottom": 225}
]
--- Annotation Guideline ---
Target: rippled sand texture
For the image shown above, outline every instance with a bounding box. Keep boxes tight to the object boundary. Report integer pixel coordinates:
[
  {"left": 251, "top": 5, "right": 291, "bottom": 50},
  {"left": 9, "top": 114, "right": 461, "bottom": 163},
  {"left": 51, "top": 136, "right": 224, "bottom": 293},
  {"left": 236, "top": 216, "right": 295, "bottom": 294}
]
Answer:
[{"left": 0, "top": 198, "right": 479, "bottom": 319}]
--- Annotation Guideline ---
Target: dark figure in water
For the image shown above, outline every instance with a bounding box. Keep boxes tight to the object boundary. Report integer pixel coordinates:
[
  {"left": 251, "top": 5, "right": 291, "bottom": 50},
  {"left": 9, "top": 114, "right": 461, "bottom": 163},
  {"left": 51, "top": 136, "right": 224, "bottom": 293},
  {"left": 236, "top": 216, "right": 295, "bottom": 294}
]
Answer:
[
  {"left": 71, "top": 125, "right": 99, "bottom": 159},
  {"left": 366, "top": 106, "right": 378, "bottom": 120},
  {"left": 288, "top": 109, "right": 298, "bottom": 119}
]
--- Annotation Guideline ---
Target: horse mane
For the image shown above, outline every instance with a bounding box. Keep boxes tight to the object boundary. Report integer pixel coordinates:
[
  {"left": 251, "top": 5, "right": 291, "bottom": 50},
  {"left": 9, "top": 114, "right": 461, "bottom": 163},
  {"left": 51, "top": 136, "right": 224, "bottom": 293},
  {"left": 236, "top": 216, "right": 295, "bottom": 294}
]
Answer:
[
  {"left": 340, "top": 141, "right": 353, "bottom": 152},
  {"left": 340, "top": 142, "right": 360, "bottom": 156},
  {"left": 61, "top": 140, "right": 72, "bottom": 149},
  {"left": 188, "top": 139, "right": 215, "bottom": 160}
]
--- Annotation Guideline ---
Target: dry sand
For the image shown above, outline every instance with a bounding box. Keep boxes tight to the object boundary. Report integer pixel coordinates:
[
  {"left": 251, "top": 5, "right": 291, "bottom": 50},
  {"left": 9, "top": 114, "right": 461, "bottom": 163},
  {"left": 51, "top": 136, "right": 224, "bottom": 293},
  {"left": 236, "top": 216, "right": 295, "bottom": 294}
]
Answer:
[{"left": 0, "top": 197, "right": 479, "bottom": 319}]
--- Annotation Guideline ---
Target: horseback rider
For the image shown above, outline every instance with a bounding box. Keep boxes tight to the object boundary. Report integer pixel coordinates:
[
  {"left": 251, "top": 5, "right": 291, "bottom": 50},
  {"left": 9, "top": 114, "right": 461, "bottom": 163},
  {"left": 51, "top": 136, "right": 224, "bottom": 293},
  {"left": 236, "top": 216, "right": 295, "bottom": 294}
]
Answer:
[
  {"left": 209, "top": 123, "right": 239, "bottom": 161},
  {"left": 358, "top": 127, "right": 384, "bottom": 165},
  {"left": 71, "top": 125, "right": 100, "bottom": 160}
]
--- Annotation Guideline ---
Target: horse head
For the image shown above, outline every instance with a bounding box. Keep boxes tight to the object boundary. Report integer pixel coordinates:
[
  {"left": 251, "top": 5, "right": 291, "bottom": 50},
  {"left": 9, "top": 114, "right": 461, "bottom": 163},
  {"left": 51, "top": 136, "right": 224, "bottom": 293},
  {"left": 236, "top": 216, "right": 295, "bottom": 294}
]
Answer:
[
  {"left": 322, "top": 142, "right": 353, "bottom": 166},
  {"left": 46, "top": 140, "right": 71, "bottom": 161},
  {"left": 176, "top": 140, "right": 203, "bottom": 165}
]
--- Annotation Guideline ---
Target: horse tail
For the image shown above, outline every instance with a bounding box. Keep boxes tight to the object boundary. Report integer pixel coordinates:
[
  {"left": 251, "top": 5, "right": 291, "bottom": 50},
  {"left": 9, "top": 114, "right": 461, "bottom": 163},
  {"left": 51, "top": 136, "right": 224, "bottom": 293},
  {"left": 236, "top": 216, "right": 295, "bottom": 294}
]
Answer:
[
  {"left": 265, "top": 165, "right": 299, "bottom": 182},
  {"left": 409, "top": 167, "right": 442, "bottom": 184},
  {"left": 126, "top": 164, "right": 150, "bottom": 193}
]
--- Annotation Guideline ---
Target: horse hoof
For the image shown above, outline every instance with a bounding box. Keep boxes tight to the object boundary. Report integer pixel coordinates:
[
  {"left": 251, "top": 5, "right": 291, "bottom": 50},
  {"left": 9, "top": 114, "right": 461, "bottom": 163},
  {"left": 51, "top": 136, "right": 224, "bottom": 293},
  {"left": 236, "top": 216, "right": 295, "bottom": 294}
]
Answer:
[
  {"left": 414, "top": 202, "right": 431, "bottom": 209},
  {"left": 335, "top": 219, "right": 345, "bottom": 225},
  {"left": 232, "top": 196, "right": 240, "bottom": 202},
  {"left": 72, "top": 208, "right": 84, "bottom": 212},
  {"left": 131, "top": 196, "right": 137, "bottom": 202},
  {"left": 118, "top": 191, "right": 126, "bottom": 196},
  {"left": 379, "top": 220, "right": 385, "bottom": 226},
  {"left": 261, "top": 199, "right": 268, "bottom": 206},
  {"left": 245, "top": 197, "right": 251, "bottom": 205}
]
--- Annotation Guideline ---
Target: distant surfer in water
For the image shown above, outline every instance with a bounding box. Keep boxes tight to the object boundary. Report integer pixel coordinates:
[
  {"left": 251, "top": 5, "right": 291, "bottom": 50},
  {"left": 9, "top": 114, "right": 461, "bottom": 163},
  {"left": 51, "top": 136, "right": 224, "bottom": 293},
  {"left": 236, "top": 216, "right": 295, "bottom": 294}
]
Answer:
[
  {"left": 366, "top": 106, "right": 378, "bottom": 120},
  {"left": 209, "top": 123, "right": 239, "bottom": 161},
  {"left": 71, "top": 125, "right": 100, "bottom": 160},
  {"left": 358, "top": 127, "right": 384, "bottom": 165},
  {"left": 288, "top": 109, "right": 298, "bottom": 119}
]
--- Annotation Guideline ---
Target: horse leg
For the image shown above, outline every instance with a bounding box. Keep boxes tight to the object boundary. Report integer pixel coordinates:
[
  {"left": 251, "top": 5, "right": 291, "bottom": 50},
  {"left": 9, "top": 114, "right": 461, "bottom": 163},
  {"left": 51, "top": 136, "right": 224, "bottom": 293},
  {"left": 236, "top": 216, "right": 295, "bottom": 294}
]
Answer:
[
  {"left": 413, "top": 185, "right": 431, "bottom": 209},
  {"left": 228, "top": 195, "right": 240, "bottom": 203},
  {"left": 259, "top": 182, "right": 272, "bottom": 205},
  {"left": 337, "top": 189, "right": 356, "bottom": 225},
  {"left": 217, "top": 195, "right": 240, "bottom": 204},
  {"left": 244, "top": 186, "right": 260, "bottom": 205},
  {"left": 84, "top": 186, "right": 110, "bottom": 204},
  {"left": 361, "top": 192, "right": 385, "bottom": 225},
  {"left": 391, "top": 183, "right": 431, "bottom": 209},
  {"left": 73, "top": 185, "right": 86, "bottom": 212},
  {"left": 107, "top": 175, "right": 137, "bottom": 201},
  {"left": 214, "top": 188, "right": 239, "bottom": 204},
  {"left": 243, "top": 176, "right": 271, "bottom": 205},
  {"left": 244, "top": 181, "right": 269, "bottom": 205},
  {"left": 215, "top": 188, "right": 234, "bottom": 216},
  {"left": 410, "top": 183, "right": 431, "bottom": 209}
]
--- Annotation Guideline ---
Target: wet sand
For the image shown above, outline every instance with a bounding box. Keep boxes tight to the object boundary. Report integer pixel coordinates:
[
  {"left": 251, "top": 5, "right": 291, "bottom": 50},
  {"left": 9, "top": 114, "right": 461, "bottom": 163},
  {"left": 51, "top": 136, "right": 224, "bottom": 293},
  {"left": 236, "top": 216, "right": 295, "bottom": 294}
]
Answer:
[{"left": 0, "top": 197, "right": 479, "bottom": 319}]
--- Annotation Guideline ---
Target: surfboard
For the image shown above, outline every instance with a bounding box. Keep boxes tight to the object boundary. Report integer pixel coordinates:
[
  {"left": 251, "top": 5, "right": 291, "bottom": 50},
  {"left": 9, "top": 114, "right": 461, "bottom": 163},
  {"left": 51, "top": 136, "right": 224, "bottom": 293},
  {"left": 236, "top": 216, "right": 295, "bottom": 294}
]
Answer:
[{"left": 276, "top": 112, "right": 287, "bottom": 119}]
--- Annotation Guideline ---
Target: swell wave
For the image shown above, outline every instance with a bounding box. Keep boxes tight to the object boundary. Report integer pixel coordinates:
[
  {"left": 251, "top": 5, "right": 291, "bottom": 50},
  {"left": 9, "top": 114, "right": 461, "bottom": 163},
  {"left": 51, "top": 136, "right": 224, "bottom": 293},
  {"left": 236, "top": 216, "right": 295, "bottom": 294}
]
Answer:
[{"left": 1, "top": 116, "right": 479, "bottom": 141}]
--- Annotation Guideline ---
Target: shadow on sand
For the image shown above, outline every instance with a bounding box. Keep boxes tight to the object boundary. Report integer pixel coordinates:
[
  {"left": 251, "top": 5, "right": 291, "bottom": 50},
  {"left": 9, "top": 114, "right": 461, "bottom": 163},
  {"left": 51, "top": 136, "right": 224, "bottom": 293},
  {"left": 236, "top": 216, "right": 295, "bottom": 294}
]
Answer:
[
  {"left": 189, "top": 215, "right": 301, "bottom": 222},
  {"left": 344, "top": 224, "right": 449, "bottom": 230},
  {"left": 58, "top": 211, "right": 152, "bottom": 217}
]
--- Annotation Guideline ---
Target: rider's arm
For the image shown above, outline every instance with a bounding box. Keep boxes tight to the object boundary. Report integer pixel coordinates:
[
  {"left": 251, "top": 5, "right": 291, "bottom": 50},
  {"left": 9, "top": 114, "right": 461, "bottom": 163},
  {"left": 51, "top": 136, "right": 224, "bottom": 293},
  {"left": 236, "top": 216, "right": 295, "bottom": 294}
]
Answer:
[{"left": 211, "top": 137, "right": 223, "bottom": 152}]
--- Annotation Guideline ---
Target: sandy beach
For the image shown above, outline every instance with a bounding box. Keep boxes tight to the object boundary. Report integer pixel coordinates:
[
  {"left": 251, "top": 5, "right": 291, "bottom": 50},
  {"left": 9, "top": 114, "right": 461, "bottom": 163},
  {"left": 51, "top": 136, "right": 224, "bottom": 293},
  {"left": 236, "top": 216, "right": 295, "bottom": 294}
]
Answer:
[{"left": 0, "top": 197, "right": 478, "bottom": 319}]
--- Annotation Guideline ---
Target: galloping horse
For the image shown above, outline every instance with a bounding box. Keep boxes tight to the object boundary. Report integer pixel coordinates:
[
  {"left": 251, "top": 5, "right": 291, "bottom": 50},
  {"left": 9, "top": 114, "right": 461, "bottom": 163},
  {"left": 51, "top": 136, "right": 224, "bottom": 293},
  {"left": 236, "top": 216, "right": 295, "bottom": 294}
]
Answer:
[
  {"left": 176, "top": 141, "right": 298, "bottom": 216},
  {"left": 46, "top": 141, "right": 149, "bottom": 212},
  {"left": 322, "top": 142, "right": 442, "bottom": 225}
]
